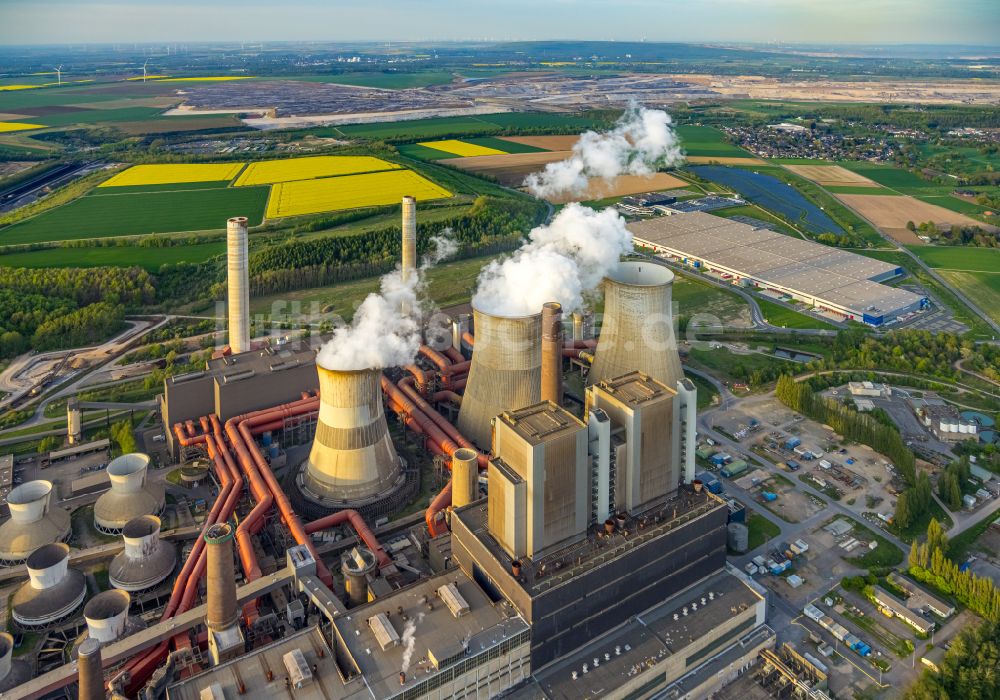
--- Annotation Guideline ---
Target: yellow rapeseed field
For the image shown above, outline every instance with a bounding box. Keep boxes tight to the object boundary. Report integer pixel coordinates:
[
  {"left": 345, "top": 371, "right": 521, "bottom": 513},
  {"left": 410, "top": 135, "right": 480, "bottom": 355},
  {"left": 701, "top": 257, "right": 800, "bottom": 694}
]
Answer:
[
  {"left": 417, "top": 139, "right": 507, "bottom": 157},
  {"left": 0, "top": 121, "right": 45, "bottom": 132},
  {"left": 234, "top": 155, "right": 400, "bottom": 187},
  {"left": 99, "top": 163, "right": 246, "bottom": 187},
  {"left": 0, "top": 85, "right": 42, "bottom": 92},
  {"left": 156, "top": 76, "right": 256, "bottom": 82},
  {"left": 267, "top": 169, "right": 451, "bottom": 218}
]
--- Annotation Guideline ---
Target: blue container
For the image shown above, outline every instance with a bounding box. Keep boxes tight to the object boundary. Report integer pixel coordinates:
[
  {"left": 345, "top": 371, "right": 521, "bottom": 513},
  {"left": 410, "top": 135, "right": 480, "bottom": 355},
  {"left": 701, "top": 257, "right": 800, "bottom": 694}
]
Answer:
[
  {"left": 268, "top": 443, "right": 279, "bottom": 459},
  {"left": 261, "top": 431, "right": 273, "bottom": 447}
]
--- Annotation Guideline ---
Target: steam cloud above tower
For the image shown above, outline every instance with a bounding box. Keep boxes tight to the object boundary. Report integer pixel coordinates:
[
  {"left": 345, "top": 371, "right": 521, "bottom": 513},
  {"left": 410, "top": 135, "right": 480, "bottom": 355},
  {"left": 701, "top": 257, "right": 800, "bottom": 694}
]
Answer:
[
  {"left": 524, "top": 104, "right": 685, "bottom": 199},
  {"left": 471, "top": 203, "right": 633, "bottom": 317},
  {"left": 316, "top": 233, "right": 455, "bottom": 371}
]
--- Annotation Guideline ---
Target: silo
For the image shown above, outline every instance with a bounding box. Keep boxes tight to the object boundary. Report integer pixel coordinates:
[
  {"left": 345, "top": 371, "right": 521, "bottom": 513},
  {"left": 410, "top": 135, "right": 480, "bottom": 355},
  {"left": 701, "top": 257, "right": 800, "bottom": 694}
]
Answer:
[
  {"left": 457, "top": 308, "right": 542, "bottom": 450},
  {"left": 450, "top": 448, "right": 480, "bottom": 509},
  {"left": 94, "top": 453, "right": 164, "bottom": 534},
  {"left": 226, "top": 216, "right": 250, "bottom": 355},
  {"left": 11, "top": 543, "right": 86, "bottom": 628},
  {"left": 341, "top": 546, "right": 377, "bottom": 607},
  {"left": 727, "top": 523, "right": 749, "bottom": 554},
  {"left": 109, "top": 515, "right": 177, "bottom": 592},
  {"left": 66, "top": 397, "right": 82, "bottom": 445},
  {"left": 299, "top": 366, "right": 403, "bottom": 504},
  {"left": 588, "top": 261, "right": 683, "bottom": 390},
  {"left": 0, "top": 480, "right": 71, "bottom": 565}
]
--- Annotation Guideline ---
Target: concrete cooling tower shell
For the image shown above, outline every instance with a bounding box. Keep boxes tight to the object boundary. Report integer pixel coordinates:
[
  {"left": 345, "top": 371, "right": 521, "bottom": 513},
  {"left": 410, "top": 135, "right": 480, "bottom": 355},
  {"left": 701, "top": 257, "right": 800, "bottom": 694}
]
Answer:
[
  {"left": 457, "top": 308, "right": 542, "bottom": 450},
  {"left": 11, "top": 543, "right": 86, "bottom": 628},
  {"left": 588, "top": 261, "right": 683, "bottom": 389},
  {"left": 109, "top": 515, "right": 177, "bottom": 592},
  {"left": 0, "top": 632, "right": 30, "bottom": 692},
  {"left": 94, "top": 453, "right": 164, "bottom": 534},
  {"left": 0, "top": 480, "right": 70, "bottom": 565},
  {"left": 77, "top": 589, "right": 144, "bottom": 651},
  {"left": 300, "top": 367, "right": 404, "bottom": 504}
]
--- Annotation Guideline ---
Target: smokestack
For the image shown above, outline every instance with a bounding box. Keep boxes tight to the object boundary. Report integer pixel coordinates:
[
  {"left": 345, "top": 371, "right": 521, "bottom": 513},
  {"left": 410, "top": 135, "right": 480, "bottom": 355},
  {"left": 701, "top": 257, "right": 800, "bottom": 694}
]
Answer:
[
  {"left": 456, "top": 308, "right": 542, "bottom": 450},
  {"left": 541, "top": 302, "right": 564, "bottom": 406},
  {"left": 205, "top": 523, "right": 238, "bottom": 633},
  {"left": 588, "top": 261, "right": 683, "bottom": 389},
  {"left": 77, "top": 638, "right": 104, "bottom": 700},
  {"left": 226, "top": 216, "right": 250, "bottom": 355},
  {"left": 572, "top": 312, "right": 585, "bottom": 342},
  {"left": 300, "top": 367, "right": 403, "bottom": 505},
  {"left": 450, "top": 448, "right": 479, "bottom": 509},
  {"left": 401, "top": 196, "right": 416, "bottom": 315},
  {"left": 341, "top": 547, "right": 377, "bottom": 607},
  {"left": 66, "top": 397, "right": 81, "bottom": 445}
]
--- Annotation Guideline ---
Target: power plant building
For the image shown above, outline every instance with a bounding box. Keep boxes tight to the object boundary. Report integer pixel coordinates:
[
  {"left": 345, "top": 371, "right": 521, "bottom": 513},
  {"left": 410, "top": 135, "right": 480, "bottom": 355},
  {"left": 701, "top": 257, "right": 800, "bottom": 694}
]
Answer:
[{"left": 630, "top": 212, "right": 927, "bottom": 326}]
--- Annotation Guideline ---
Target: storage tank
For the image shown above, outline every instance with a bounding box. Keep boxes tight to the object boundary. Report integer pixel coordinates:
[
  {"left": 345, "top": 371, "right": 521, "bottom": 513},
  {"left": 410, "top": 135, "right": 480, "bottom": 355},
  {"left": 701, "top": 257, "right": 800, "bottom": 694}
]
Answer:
[
  {"left": 109, "top": 515, "right": 177, "bottom": 592},
  {"left": 727, "top": 523, "right": 749, "bottom": 553},
  {"left": 66, "top": 397, "right": 82, "bottom": 445},
  {"left": 94, "top": 453, "right": 164, "bottom": 534},
  {"left": 588, "top": 261, "right": 683, "bottom": 389},
  {"left": 341, "top": 546, "right": 378, "bottom": 607},
  {"left": 457, "top": 307, "right": 542, "bottom": 450},
  {"left": 299, "top": 366, "right": 404, "bottom": 506},
  {"left": 11, "top": 543, "right": 86, "bottom": 628},
  {"left": 0, "top": 480, "right": 71, "bottom": 565}
]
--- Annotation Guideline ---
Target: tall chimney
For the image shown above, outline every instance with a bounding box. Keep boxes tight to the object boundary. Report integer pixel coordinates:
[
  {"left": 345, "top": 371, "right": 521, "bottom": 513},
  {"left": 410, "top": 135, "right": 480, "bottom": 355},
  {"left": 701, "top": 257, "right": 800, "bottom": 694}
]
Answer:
[
  {"left": 77, "top": 638, "right": 104, "bottom": 700},
  {"left": 226, "top": 216, "right": 250, "bottom": 355},
  {"left": 204, "top": 522, "right": 243, "bottom": 665},
  {"left": 401, "top": 196, "right": 416, "bottom": 314},
  {"left": 541, "top": 302, "right": 563, "bottom": 406},
  {"left": 450, "top": 448, "right": 479, "bottom": 509}
]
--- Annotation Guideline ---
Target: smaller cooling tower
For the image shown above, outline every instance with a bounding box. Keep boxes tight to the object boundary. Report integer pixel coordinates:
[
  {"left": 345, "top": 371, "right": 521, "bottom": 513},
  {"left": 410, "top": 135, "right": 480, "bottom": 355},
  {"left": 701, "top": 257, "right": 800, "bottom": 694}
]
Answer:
[
  {"left": 94, "top": 453, "right": 164, "bottom": 534},
  {"left": 457, "top": 308, "right": 542, "bottom": 450},
  {"left": 109, "top": 515, "right": 177, "bottom": 592},
  {"left": 11, "top": 543, "right": 86, "bottom": 628},
  {"left": 588, "top": 261, "right": 683, "bottom": 390},
  {"left": 0, "top": 480, "right": 70, "bottom": 565},
  {"left": 0, "top": 632, "right": 30, "bottom": 692},
  {"left": 76, "top": 589, "right": 143, "bottom": 654},
  {"left": 300, "top": 367, "right": 404, "bottom": 505}
]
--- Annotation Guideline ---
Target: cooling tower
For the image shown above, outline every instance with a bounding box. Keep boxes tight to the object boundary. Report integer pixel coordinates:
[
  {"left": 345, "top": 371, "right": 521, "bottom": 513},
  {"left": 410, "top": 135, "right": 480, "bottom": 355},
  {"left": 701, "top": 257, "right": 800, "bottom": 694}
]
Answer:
[
  {"left": 227, "top": 216, "right": 250, "bottom": 355},
  {"left": 67, "top": 397, "right": 82, "bottom": 445},
  {"left": 109, "top": 515, "right": 177, "bottom": 592},
  {"left": 77, "top": 638, "right": 104, "bottom": 700},
  {"left": 81, "top": 589, "right": 144, "bottom": 649},
  {"left": 457, "top": 308, "right": 542, "bottom": 450},
  {"left": 450, "top": 448, "right": 480, "bottom": 509},
  {"left": 11, "top": 543, "right": 86, "bottom": 628},
  {"left": 300, "top": 366, "right": 404, "bottom": 504},
  {"left": 588, "top": 261, "right": 683, "bottom": 389},
  {"left": 94, "top": 453, "right": 164, "bottom": 534},
  {"left": 0, "top": 631, "right": 29, "bottom": 693},
  {"left": 0, "top": 480, "right": 70, "bottom": 565}
]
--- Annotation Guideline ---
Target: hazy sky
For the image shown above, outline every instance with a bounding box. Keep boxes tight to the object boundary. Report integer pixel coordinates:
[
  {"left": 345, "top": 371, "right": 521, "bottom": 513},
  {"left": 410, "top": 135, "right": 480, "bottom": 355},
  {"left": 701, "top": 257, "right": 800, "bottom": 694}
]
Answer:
[{"left": 0, "top": 0, "right": 996, "bottom": 46}]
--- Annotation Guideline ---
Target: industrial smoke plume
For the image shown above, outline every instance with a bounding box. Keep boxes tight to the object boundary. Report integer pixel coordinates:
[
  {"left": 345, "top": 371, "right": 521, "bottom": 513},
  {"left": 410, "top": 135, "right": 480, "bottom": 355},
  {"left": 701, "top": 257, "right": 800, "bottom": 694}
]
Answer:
[
  {"left": 316, "top": 233, "right": 456, "bottom": 370},
  {"left": 524, "top": 103, "right": 684, "bottom": 199},
  {"left": 471, "top": 204, "right": 633, "bottom": 317}
]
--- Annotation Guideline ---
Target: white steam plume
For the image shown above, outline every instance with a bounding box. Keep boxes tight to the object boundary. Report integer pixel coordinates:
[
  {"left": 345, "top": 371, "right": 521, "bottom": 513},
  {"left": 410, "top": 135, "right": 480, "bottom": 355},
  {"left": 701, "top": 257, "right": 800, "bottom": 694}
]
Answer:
[
  {"left": 524, "top": 103, "right": 684, "bottom": 199},
  {"left": 316, "top": 232, "right": 456, "bottom": 371},
  {"left": 400, "top": 612, "right": 425, "bottom": 673},
  {"left": 471, "top": 203, "right": 632, "bottom": 317}
]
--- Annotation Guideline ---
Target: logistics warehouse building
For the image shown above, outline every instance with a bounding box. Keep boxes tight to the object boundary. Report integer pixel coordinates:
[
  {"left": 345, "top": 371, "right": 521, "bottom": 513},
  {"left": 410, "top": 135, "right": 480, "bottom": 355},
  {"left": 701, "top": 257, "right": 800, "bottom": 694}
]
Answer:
[{"left": 629, "top": 212, "right": 928, "bottom": 326}]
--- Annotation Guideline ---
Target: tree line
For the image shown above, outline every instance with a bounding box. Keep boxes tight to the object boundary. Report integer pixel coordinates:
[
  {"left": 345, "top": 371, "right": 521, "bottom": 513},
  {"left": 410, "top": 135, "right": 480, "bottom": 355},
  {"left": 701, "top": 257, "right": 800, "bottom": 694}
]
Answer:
[{"left": 902, "top": 617, "right": 1000, "bottom": 700}]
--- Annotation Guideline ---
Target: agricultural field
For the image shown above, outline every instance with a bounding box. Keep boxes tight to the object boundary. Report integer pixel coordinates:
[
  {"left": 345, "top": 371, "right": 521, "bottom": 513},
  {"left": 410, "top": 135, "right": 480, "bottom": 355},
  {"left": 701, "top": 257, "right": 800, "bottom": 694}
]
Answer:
[
  {"left": 675, "top": 125, "right": 752, "bottom": 158},
  {"left": 784, "top": 164, "right": 880, "bottom": 188},
  {"left": 99, "top": 163, "right": 246, "bottom": 187},
  {"left": 0, "top": 121, "right": 44, "bottom": 133},
  {"left": 233, "top": 155, "right": 400, "bottom": 186},
  {"left": 498, "top": 135, "right": 579, "bottom": 151},
  {"left": 906, "top": 246, "right": 1000, "bottom": 273},
  {"left": 837, "top": 163, "right": 938, "bottom": 193},
  {"left": 401, "top": 137, "right": 548, "bottom": 160},
  {"left": 332, "top": 111, "right": 611, "bottom": 141},
  {"left": 937, "top": 272, "right": 1000, "bottom": 325},
  {"left": 835, "top": 194, "right": 988, "bottom": 235},
  {"left": 439, "top": 151, "right": 571, "bottom": 186},
  {"left": 0, "top": 185, "right": 268, "bottom": 244},
  {"left": 0, "top": 241, "right": 225, "bottom": 271},
  {"left": 546, "top": 173, "right": 690, "bottom": 204},
  {"left": 266, "top": 169, "right": 451, "bottom": 218},
  {"left": 416, "top": 139, "right": 508, "bottom": 157}
]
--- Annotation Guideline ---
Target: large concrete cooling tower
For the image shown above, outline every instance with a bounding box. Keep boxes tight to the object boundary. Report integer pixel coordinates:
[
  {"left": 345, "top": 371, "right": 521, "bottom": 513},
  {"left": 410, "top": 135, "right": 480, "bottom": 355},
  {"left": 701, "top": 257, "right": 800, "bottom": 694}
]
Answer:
[
  {"left": 457, "top": 308, "right": 542, "bottom": 450},
  {"left": 299, "top": 367, "right": 404, "bottom": 506},
  {"left": 11, "top": 543, "right": 86, "bottom": 628},
  {"left": 227, "top": 216, "right": 250, "bottom": 355},
  {"left": 94, "top": 453, "right": 164, "bottom": 534},
  {"left": 109, "top": 515, "right": 176, "bottom": 592},
  {"left": 588, "top": 261, "right": 683, "bottom": 389},
  {"left": 0, "top": 480, "right": 70, "bottom": 565},
  {"left": 0, "top": 631, "right": 31, "bottom": 692}
]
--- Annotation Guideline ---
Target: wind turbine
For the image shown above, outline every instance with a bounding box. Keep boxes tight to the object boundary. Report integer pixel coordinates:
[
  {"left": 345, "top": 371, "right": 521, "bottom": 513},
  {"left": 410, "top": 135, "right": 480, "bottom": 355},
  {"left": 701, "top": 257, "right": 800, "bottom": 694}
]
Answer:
[
  {"left": 142, "top": 60, "right": 149, "bottom": 83},
  {"left": 54, "top": 65, "right": 62, "bottom": 86}
]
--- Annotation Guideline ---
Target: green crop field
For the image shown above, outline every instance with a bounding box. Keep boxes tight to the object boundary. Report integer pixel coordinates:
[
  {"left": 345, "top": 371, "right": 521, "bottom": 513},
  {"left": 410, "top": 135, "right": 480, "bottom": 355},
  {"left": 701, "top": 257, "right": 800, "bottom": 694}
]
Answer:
[
  {"left": 824, "top": 185, "right": 900, "bottom": 195},
  {"left": 676, "top": 125, "right": 751, "bottom": 158},
  {"left": 334, "top": 112, "right": 613, "bottom": 141},
  {"left": 937, "top": 271, "right": 1000, "bottom": 325},
  {"left": 906, "top": 246, "right": 1000, "bottom": 273},
  {"left": 0, "top": 186, "right": 268, "bottom": 244},
  {"left": 757, "top": 298, "right": 837, "bottom": 329},
  {"left": 0, "top": 241, "right": 225, "bottom": 270},
  {"left": 916, "top": 195, "right": 994, "bottom": 217},
  {"left": 838, "top": 163, "right": 934, "bottom": 192},
  {"left": 31, "top": 106, "right": 163, "bottom": 127}
]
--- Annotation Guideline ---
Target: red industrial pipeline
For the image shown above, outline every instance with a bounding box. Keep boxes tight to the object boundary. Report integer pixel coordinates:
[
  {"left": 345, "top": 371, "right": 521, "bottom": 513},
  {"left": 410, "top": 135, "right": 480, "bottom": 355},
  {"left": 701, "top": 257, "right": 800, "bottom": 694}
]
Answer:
[
  {"left": 403, "top": 364, "right": 433, "bottom": 393},
  {"left": 440, "top": 359, "right": 471, "bottom": 376},
  {"left": 305, "top": 510, "right": 391, "bottom": 568},
  {"left": 431, "top": 389, "right": 463, "bottom": 406},
  {"left": 443, "top": 346, "right": 465, "bottom": 364},
  {"left": 418, "top": 344, "right": 452, "bottom": 372},
  {"left": 462, "top": 331, "right": 475, "bottom": 347},
  {"left": 398, "top": 377, "right": 486, "bottom": 468}
]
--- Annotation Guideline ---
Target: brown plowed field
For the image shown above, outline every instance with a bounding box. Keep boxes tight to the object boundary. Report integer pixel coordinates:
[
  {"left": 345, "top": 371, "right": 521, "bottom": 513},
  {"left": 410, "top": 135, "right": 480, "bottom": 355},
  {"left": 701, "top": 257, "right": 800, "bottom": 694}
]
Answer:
[
  {"left": 498, "top": 135, "right": 580, "bottom": 150},
  {"left": 836, "top": 194, "right": 989, "bottom": 230},
  {"left": 786, "top": 165, "right": 880, "bottom": 187},
  {"left": 545, "top": 173, "right": 690, "bottom": 204},
  {"left": 441, "top": 151, "right": 572, "bottom": 186}
]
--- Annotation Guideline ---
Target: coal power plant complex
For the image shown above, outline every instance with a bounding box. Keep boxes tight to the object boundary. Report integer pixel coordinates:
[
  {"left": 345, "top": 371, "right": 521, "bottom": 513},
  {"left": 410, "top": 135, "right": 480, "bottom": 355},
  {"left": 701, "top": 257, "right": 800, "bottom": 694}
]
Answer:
[{"left": 5, "top": 197, "right": 773, "bottom": 700}]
